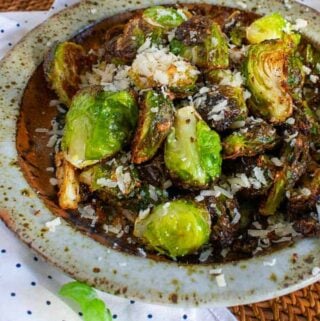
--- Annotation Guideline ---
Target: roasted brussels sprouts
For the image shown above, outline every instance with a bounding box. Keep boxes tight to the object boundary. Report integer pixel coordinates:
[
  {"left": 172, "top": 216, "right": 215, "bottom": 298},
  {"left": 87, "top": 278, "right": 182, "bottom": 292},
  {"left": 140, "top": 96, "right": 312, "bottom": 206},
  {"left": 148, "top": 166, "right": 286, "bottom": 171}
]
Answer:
[
  {"left": 44, "top": 42, "right": 86, "bottom": 107},
  {"left": 206, "top": 195, "right": 239, "bottom": 248},
  {"left": 299, "top": 42, "right": 320, "bottom": 73},
  {"left": 222, "top": 119, "right": 279, "bottom": 159},
  {"left": 260, "top": 133, "right": 309, "bottom": 216},
  {"left": 287, "top": 164, "right": 320, "bottom": 217},
  {"left": 134, "top": 200, "right": 211, "bottom": 257},
  {"left": 79, "top": 155, "right": 140, "bottom": 197},
  {"left": 195, "top": 85, "right": 247, "bottom": 131},
  {"left": 225, "top": 155, "right": 276, "bottom": 196},
  {"left": 244, "top": 38, "right": 295, "bottom": 123},
  {"left": 246, "top": 13, "right": 286, "bottom": 44},
  {"left": 129, "top": 47, "right": 199, "bottom": 95},
  {"left": 142, "top": 6, "right": 188, "bottom": 28},
  {"left": 131, "top": 90, "right": 174, "bottom": 164},
  {"left": 55, "top": 152, "right": 80, "bottom": 209},
  {"left": 79, "top": 155, "right": 168, "bottom": 211},
  {"left": 164, "top": 106, "right": 222, "bottom": 188},
  {"left": 62, "top": 87, "right": 138, "bottom": 168},
  {"left": 170, "top": 16, "right": 229, "bottom": 69}
]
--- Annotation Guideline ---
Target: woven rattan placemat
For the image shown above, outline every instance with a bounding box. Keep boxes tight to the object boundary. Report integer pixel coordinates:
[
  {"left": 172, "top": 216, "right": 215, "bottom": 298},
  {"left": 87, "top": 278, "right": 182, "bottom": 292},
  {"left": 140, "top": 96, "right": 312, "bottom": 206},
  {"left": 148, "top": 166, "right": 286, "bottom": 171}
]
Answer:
[
  {"left": 1, "top": 0, "right": 320, "bottom": 320},
  {"left": 0, "top": 0, "right": 53, "bottom": 11}
]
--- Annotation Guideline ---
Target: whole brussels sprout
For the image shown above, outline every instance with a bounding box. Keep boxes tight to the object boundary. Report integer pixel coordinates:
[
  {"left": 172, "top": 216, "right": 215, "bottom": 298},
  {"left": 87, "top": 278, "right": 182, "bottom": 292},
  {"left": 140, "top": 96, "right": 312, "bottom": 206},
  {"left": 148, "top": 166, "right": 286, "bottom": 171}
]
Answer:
[
  {"left": 131, "top": 90, "right": 174, "bottom": 164},
  {"left": 170, "top": 16, "right": 229, "bottom": 69},
  {"left": 134, "top": 200, "right": 211, "bottom": 257},
  {"left": 142, "top": 6, "right": 188, "bottom": 29},
  {"left": 222, "top": 119, "right": 279, "bottom": 159},
  {"left": 244, "top": 37, "right": 295, "bottom": 123},
  {"left": 62, "top": 87, "right": 138, "bottom": 168},
  {"left": 246, "top": 13, "right": 286, "bottom": 44},
  {"left": 44, "top": 41, "right": 86, "bottom": 107},
  {"left": 164, "top": 106, "right": 222, "bottom": 188}
]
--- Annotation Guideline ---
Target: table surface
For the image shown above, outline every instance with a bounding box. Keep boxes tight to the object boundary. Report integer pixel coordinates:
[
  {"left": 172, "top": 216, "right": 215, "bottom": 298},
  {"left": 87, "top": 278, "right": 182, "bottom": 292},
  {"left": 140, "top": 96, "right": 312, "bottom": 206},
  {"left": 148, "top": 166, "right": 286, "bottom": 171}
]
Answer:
[{"left": 0, "top": 1, "right": 320, "bottom": 320}]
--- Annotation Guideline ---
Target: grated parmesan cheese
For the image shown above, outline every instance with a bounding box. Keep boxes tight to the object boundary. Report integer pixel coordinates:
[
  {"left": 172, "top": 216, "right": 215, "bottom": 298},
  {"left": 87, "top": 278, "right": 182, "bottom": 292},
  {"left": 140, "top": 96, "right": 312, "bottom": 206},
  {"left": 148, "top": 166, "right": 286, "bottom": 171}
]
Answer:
[
  {"left": 216, "top": 274, "right": 227, "bottom": 287},
  {"left": 263, "top": 258, "right": 277, "bottom": 266},
  {"left": 45, "top": 217, "right": 61, "bottom": 232}
]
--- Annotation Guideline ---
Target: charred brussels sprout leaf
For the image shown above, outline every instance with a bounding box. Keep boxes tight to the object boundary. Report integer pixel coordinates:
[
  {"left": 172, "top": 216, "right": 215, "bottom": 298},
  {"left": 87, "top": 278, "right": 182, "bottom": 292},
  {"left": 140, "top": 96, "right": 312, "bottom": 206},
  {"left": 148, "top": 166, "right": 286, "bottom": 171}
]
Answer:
[
  {"left": 195, "top": 85, "right": 247, "bottom": 131},
  {"left": 164, "top": 106, "right": 222, "bottom": 188},
  {"left": 143, "top": 6, "right": 187, "bottom": 28},
  {"left": 244, "top": 38, "right": 295, "bottom": 123},
  {"left": 44, "top": 42, "right": 86, "bottom": 107},
  {"left": 170, "top": 17, "right": 229, "bottom": 69},
  {"left": 287, "top": 165, "right": 320, "bottom": 217},
  {"left": 132, "top": 90, "right": 174, "bottom": 164},
  {"left": 246, "top": 13, "right": 286, "bottom": 44},
  {"left": 222, "top": 119, "right": 278, "bottom": 159},
  {"left": 62, "top": 87, "right": 138, "bottom": 168},
  {"left": 260, "top": 134, "right": 309, "bottom": 216},
  {"left": 134, "top": 200, "right": 211, "bottom": 257}
]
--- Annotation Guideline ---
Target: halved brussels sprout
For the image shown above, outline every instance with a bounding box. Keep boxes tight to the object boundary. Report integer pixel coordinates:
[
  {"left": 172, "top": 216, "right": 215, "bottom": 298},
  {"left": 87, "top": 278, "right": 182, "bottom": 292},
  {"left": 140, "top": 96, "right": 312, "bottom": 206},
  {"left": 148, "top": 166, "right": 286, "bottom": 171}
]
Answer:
[
  {"left": 244, "top": 38, "right": 294, "bottom": 123},
  {"left": 222, "top": 119, "right": 278, "bottom": 159},
  {"left": 134, "top": 200, "right": 211, "bottom": 257},
  {"left": 195, "top": 85, "right": 247, "bottom": 131},
  {"left": 170, "top": 17, "right": 229, "bottom": 69},
  {"left": 44, "top": 42, "right": 86, "bottom": 107},
  {"left": 129, "top": 47, "right": 199, "bottom": 95},
  {"left": 246, "top": 13, "right": 286, "bottom": 44},
  {"left": 62, "top": 87, "right": 138, "bottom": 168},
  {"left": 131, "top": 90, "right": 174, "bottom": 164},
  {"left": 55, "top": 152, "right": 80, "bottom": 209},
  {"left": 142, "top": 6, "right": 188, "bottom": 28},
  {"left": 164, "top": 106, "right": 222, "bottom": 188},
  {"left": 259, "top": 133, "right": 309, "bottom": 216}
]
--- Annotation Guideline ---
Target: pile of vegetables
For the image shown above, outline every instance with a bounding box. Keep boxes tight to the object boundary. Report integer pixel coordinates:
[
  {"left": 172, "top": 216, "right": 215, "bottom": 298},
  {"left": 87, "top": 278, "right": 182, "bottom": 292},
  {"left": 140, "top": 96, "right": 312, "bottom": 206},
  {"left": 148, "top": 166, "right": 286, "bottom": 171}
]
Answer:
[{"left": 45, "top": 5, "right": 320, "bottom": 261}]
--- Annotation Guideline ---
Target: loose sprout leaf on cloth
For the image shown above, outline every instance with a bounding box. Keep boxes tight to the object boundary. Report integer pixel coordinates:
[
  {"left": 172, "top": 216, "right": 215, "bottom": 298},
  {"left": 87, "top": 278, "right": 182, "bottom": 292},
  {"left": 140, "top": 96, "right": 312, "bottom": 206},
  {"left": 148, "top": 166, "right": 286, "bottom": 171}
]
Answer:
[{"left": 59, "top": 281, "right": 112, "bottom": 321}]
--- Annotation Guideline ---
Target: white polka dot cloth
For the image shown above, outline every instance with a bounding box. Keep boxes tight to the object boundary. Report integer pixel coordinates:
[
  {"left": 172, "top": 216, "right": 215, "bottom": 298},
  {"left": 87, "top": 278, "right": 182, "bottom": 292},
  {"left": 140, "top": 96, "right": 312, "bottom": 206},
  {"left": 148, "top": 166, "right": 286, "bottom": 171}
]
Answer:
[{"left": 0, "top": 1, "right": 238, "bottom": 320}]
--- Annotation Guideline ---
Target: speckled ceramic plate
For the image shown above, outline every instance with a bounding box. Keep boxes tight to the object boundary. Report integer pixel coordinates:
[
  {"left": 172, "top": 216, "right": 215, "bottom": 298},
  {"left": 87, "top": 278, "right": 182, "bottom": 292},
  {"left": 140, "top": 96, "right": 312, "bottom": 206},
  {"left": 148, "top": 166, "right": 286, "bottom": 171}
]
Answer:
[{"left": 1, "top": 0, "right": 320, "bottom": 307}]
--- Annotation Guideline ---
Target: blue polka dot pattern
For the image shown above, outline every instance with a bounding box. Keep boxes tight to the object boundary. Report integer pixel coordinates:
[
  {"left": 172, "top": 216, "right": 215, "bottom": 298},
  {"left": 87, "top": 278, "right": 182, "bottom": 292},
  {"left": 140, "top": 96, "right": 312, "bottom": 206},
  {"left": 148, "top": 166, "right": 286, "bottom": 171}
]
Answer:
[
  {"left": 1, "top": 249, "right": 6, "bottom": 253},
  {"left": 16, "top": 263, "right": 21, "bottom": 268},
  {"left": 148, "top": 314, "right": 153, "bottom": 319},
  {"left": 183, "top": 315, "right": 188, "bottom": 320}
]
